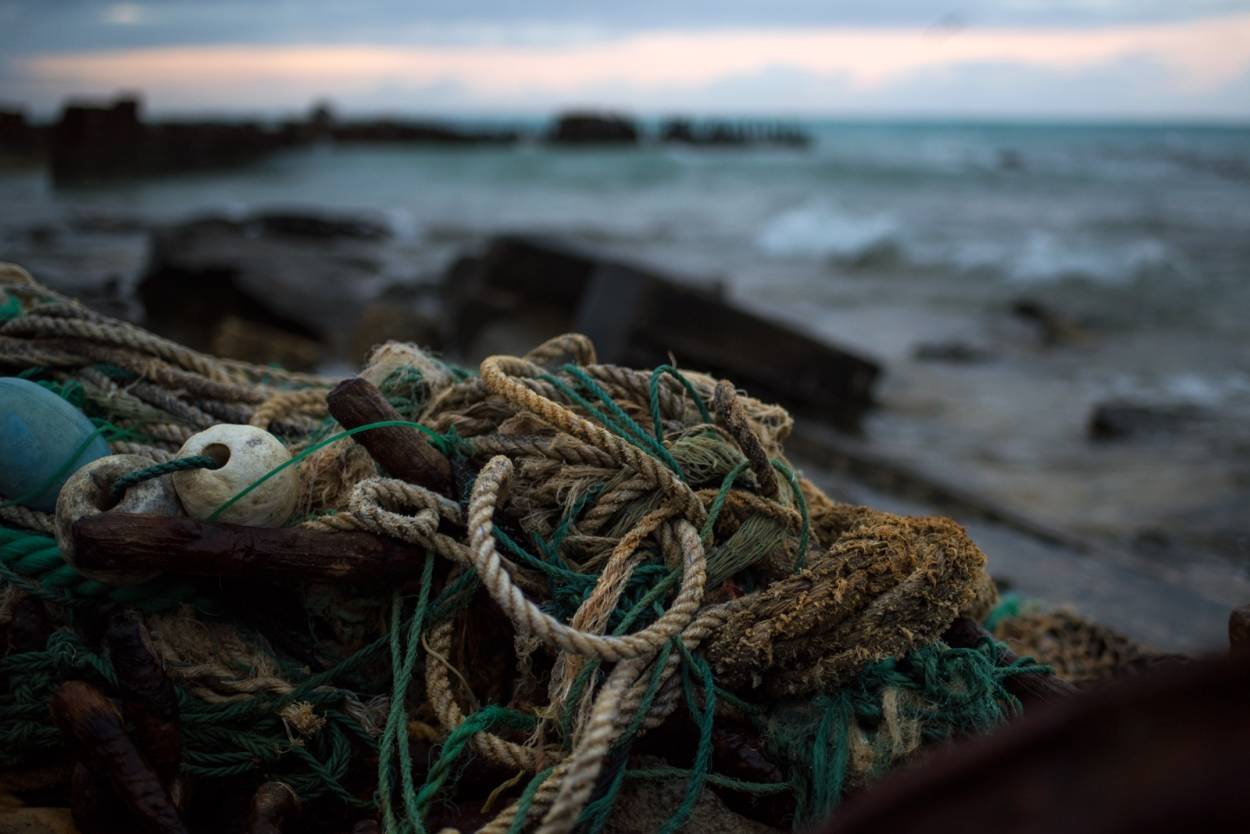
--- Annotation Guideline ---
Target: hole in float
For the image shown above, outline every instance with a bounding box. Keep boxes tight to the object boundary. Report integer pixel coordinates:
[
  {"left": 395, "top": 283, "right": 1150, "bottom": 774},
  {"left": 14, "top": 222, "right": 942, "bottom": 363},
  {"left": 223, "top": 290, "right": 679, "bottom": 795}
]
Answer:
[
  {"left": 203, "top": 443, "right": 231, "bottom": 469},
  {"left": 94, "top": 476, "right": 122, "bottom": 511}
]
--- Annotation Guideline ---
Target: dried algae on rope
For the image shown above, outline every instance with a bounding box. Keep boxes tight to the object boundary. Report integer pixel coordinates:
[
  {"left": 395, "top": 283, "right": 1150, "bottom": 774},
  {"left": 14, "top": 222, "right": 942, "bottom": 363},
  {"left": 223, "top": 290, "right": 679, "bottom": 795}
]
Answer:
[{"left": 0, "top": 265, "right": 1067, "bottom": 833}]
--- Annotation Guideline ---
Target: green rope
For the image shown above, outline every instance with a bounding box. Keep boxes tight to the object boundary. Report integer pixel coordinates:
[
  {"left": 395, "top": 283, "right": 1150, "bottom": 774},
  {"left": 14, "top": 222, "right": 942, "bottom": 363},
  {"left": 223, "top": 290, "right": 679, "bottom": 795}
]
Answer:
[
  {"left": 624, "top": 767, "right": 790, "bottom": 794},
  {"left": 411, "top": 705, "right": 537, "bottom": 826},
  {"left": 0, "top": 301, "right": 1060, "bottom": 830},
  {"left": 377, "top": 554, "right": 436, "bottom": 834},
  {"left": 769, "top": 638, "right": 1050, "bottom": 825},
  {"left": 546, "top": 365, "right": 686, "bottom": 481},
  {"left": 573, "top": 638, "right": 675, "bottom": 833},
  {"left": 648, "top": 364, "right": 712, "bottom": 442},
  {"left": 109, "top": 454, "right": 220, "bottom": 504},
  {"left": 983, "top": 591, "right": 1023, "bottom": 631},
  {"left": 699, "top": 460, "right": 751, "bottom": 543},
  {"left": 0, "top": 525, "right": 203, "bottom": 611},
  {"left": 0, "top": 294, "right": 21, "bottom": 322},
  {"left": 771, "top": 459, "right": 811, "bottom": 572},
  {"left": 660, "top": 646, "right": 716, "bottom": 834},
  {"left": 506, "top": 767, "right": 555, "bottom": 834}
]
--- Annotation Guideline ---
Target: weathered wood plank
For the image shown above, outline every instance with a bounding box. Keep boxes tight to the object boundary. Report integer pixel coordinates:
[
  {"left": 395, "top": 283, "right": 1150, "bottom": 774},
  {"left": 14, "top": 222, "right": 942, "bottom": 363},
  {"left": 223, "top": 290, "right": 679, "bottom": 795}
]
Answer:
[{"left": 72, "top": 513, "right": 425, "bottom": 583}]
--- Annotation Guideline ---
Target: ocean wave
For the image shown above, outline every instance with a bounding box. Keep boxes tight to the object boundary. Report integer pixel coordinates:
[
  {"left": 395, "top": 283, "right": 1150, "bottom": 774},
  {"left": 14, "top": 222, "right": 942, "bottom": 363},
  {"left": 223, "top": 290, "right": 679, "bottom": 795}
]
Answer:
[
  {"left": 922, "top": 230, "right": 1191, "bottom": 287},
  {"left": 754, "top": 203, "right": 1187, "bottom": 286},
  {"left": 997, "top": 233, "right": 1181, "bottom": 286},
  {"left": 755, "top": 203, "right": 899, "bottom": 264}
]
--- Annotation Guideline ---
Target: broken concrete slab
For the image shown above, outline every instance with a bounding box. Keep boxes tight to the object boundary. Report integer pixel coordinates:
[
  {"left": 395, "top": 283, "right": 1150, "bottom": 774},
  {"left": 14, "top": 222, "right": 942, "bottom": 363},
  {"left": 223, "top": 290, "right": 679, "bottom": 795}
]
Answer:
[{"left": 442, "top": 235, "right": 880, "bottom": 425}]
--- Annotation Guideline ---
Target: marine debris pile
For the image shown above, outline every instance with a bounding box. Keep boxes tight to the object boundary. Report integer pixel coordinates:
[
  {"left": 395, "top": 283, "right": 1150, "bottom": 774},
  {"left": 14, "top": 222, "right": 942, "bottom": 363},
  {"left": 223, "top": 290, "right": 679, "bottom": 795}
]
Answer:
[{"left": 0, "top": 265, "right": 1146, "bottom": 833}]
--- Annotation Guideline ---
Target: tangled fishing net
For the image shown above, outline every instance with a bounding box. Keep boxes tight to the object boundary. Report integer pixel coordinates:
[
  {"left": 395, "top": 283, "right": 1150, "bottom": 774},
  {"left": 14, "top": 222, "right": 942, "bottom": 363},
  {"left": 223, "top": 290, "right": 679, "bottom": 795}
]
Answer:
[{"left": 1, "top": 263, "right": 1087, "bottom": 832}]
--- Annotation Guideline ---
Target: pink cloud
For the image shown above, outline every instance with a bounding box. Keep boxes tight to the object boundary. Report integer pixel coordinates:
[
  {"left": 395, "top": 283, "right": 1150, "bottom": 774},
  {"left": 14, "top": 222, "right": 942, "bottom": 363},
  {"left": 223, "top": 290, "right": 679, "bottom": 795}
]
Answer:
[{"left": 19, "top": 12, "right": 1250, "bottom": 113}]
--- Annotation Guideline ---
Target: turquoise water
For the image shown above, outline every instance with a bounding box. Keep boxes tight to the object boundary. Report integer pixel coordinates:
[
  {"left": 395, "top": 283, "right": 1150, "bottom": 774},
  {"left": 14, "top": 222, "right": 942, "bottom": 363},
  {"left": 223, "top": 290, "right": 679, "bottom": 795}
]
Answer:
[{"left": 3, "top": 118, "right": 1250, "bottom": 357}]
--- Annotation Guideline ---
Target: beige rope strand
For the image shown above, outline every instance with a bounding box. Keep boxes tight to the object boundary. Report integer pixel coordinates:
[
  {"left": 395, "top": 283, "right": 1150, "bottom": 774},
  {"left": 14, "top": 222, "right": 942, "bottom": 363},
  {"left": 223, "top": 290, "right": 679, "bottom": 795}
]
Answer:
[
  {"left": 534, "top": 659, "right": 640, "bottom": 834},
  {"left": 479, "top": 355, "right": 707, "bottom": 527},
  {"left": 468, "top": 456, "right": 707, "bottom": 662}
]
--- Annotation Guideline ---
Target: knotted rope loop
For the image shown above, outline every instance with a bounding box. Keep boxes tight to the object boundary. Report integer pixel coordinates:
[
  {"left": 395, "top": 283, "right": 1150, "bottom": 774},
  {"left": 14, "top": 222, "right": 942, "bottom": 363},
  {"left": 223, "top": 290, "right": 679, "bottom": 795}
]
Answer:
[
  {"left": 480, "top": 356, "right": 707, "bottom": 528},
  {"left": 348, "top": 478, "right": 459, "bottom": 555},
  {"left": 468, "top": 456, "right": 707, "bottom": 663}
]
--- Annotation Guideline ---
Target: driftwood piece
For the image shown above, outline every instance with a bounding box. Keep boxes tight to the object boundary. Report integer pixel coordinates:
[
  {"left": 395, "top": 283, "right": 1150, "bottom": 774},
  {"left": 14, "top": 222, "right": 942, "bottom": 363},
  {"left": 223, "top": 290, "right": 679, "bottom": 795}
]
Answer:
[
  {"left": 51, "top": 681, "right": 188, "bottom": 834},
  {"left": 326, "top": 377, "right": 451, "bottom": 492},
  {"left": 816, "top": 651, "right": 1250, "bottom": 834},
  {"left": 942, "top": 617, "right": 1078, "bottom": 704},
  {"left": 73, "top": 513, "right": 423, "bottom": 583}
]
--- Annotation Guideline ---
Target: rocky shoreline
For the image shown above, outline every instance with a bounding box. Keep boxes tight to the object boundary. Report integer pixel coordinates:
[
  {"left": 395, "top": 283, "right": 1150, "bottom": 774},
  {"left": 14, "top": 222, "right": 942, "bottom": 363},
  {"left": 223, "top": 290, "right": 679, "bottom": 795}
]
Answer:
[{"left": 5, "top": 206, "right": 1247, "bottom": 648}]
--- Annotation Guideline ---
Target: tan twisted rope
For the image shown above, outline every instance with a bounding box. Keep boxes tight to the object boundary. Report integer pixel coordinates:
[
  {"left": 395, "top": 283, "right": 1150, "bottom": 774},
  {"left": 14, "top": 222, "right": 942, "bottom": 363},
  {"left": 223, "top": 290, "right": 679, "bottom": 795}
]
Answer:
[
  {"left": 480, "top": 356, "right": 707, "bottom": 526},
  {"left": 424, "top": 619, "right": 551, "bottom": 773},
  {"left": 468, "top": 456, "right": 706, "bottom": 663},
  {"left": 249, "top": 388, "right": 330, "bottom": 429}
]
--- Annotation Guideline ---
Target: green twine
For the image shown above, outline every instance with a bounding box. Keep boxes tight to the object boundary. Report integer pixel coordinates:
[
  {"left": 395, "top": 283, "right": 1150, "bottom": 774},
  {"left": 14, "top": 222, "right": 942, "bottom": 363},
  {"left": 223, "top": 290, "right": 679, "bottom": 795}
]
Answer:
[
  {"left": 411, "top": 705, "right": 537, "bottom": 826},
  {"left": 109, "top": 454, "right": 220, "bottom": 504},
  {"left": 660, "top": 646, "right": 716, "bottom": 834},
  {"left": 771, "top": 638, "right": 1050, "bottom": 825},
  {"left": 624, "top": 767, "right": 790, "bottom": 794},
  {"left": 699, "top": 460, "right": 751, "bottom": 543},
  {"left": 983, "top": 591, "right": 1023, "bottom": 631},
  {"left": 546, "top": 365, "right": 687, "bottom": 481},
  {"left": 771, "top": 459, "right": 810, "bottom": 572},
  {"left": 0, "top": 330, "right": 1045, "bottom": 830},
  {"left": 574, "top": 638, "right": 676, "bottom": 833},
  {"left": 208, "top": 418, "right": 451, "bottom": 522},
  {"left": 0, "top": 525, "right": 204, "bottom": 611},
  {"left": 377, "top": 553, "right": 436, "bottom": 834},
  {"left": 0, "top": 629, "right": 371, "bottom": 804},
  {"left": 0, "top": 294, "right": 21, "bottom": 323},
  {"left": 647, "top": 364, "right": 712, "bottom": 442},
  {"left": 507, "top": 767, "right": 555, "bottom": 834}
]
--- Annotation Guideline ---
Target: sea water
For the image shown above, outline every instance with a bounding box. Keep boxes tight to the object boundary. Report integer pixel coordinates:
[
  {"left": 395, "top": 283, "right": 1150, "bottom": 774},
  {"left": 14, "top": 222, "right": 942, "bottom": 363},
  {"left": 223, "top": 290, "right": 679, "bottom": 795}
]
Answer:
[{"left": 5, "top": 119, "right": 1249, "bottom": 297}]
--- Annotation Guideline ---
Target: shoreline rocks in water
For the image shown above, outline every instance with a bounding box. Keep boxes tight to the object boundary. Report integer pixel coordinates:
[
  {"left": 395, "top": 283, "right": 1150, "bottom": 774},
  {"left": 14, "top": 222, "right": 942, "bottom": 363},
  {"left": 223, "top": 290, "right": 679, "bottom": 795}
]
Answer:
[
  {"left": 135, "top": 211, "right": 880, "bottom": 421},
  {"left": 547, "top": 112, "right": 640, "bottom": 144},
  {"left": 137, "top": 211, "right": 395, "bottom": 369},
  {"left": 1088, "top": 398, "right": 1219, "bottom": 441},
  {"left": 9, "top": 94, "right": 816, "bottom": 184}
]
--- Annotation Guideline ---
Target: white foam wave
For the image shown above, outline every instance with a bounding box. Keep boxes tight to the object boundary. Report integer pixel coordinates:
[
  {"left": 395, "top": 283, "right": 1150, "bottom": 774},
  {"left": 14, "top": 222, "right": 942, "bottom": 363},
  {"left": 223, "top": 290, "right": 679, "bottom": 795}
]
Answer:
[
  {"left": 999, "top": 232, "right": 1180, "bottom": 286},
  {"left": 755, "top": 203, "right": 898, "bottom": 262},
  {"left": 755, "top": 204, "right": 1186, "bottom": 287}
]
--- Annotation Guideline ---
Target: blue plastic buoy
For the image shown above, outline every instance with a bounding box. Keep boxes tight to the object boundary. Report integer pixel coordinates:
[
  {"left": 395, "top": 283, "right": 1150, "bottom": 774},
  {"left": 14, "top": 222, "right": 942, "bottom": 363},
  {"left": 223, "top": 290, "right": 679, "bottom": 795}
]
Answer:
[{"left": 0, "top": 377, "right": 111, "bottom": 511}]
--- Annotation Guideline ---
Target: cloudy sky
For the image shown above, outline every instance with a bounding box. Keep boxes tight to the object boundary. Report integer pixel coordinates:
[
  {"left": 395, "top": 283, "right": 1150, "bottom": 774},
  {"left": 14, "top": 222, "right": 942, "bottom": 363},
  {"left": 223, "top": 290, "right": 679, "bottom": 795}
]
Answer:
[{"left": 3, "top": 1, "right": 1250, "bottom": 119}]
